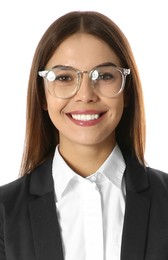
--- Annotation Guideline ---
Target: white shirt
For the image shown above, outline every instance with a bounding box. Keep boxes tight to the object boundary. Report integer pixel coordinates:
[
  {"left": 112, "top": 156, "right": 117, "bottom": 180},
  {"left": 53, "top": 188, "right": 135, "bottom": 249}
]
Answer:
[{"left": 52, "top": 144, "right": 126, "bottom": 260}]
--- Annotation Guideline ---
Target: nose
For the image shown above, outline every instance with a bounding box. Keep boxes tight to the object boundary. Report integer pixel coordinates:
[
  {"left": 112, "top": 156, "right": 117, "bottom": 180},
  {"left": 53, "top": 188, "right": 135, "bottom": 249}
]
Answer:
[{"left": 74, "top": 72, "right": 98, "bottom": 103}]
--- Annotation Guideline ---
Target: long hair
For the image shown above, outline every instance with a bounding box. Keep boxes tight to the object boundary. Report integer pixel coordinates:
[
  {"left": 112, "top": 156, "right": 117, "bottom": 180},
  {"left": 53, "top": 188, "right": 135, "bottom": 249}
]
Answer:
[{"left": 19, "top": 11, "right": 146, "bottom": 176}]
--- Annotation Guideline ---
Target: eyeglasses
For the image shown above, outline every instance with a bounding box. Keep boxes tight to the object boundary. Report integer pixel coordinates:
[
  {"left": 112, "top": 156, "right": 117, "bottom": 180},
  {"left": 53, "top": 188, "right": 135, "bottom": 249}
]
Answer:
[{"left": 38, "top": 64, "right": 130, "bottom": 99}]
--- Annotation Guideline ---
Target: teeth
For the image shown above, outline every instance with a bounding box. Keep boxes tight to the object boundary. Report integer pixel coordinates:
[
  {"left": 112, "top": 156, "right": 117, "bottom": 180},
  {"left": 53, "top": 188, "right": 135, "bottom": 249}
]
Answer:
[{"left": 71, "top": 114, "right": 100, "bottom": 121}]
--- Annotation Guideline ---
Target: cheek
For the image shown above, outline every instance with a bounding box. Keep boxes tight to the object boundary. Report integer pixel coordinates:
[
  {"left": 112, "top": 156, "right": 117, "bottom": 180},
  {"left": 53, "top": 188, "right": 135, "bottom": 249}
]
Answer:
[
  {"left": 108, "top": 96, "right": 124, "bottom": 121},
  {"left": 47, "top": 104, "right": 58, "bottom": 123},
  {"left": 45, "top": 95, "right": 67, "bottom": 125}
]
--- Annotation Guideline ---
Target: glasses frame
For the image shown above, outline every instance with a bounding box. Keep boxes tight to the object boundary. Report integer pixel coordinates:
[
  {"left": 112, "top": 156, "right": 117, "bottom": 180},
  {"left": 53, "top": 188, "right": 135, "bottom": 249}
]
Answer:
[{"left": 38, "top": 65, "right": 130, "bottom": 99}]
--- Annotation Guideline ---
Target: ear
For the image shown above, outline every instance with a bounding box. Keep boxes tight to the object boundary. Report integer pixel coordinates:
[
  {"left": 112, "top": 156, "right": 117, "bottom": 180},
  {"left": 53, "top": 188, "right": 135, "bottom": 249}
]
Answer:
[
  {"left": 42, "top": 99, "right": 48, "bottom": 111},
  {"left": 41, "top": 94, "right": 48, "bottom": 111},
  {"left": 42, "top": 105, "right": 48, "bottom": 111},
  {"left": 124, "top": 94, "right": 129, "bottom": 107},
  {"left": 123, "top": 79, "right": 131, "bottom": 108},
  {"left": 124, "top": 90, "right": 130, "bottom": 107},
  {"left": 41, "top": 87, "right": 48, "bottom": 110}
]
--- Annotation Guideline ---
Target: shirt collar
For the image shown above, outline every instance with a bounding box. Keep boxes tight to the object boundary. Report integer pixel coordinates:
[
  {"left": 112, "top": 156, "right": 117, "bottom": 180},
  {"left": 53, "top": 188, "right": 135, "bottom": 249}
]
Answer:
[
  {"left": 88, "top": 144, "right": 126, "bottom": 188},
  {"left": 52, "top": 144, "right": 126, "bottom": 201}
]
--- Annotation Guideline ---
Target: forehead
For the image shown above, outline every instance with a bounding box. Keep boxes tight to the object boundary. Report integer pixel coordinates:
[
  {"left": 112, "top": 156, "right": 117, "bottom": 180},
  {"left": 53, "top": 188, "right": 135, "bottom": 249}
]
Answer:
[{"left": 46, "top": 33, "right": 121, "bottom": 70}]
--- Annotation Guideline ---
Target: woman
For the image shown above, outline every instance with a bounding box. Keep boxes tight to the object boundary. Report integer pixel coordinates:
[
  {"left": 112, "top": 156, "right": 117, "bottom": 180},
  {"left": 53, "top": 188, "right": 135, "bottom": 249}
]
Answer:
[{"left": 0, "top": 11, "right": 168, "bottom": 260}]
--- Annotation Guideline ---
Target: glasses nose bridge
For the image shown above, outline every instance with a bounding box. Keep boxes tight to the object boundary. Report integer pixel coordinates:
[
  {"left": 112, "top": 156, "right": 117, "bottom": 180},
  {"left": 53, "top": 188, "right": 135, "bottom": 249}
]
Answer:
[
  {"left": 78, "top": 69, "right": 92, "bottom": 86},
  {"left": 81, "top": 70, "right": 90, "bottom": 78}
]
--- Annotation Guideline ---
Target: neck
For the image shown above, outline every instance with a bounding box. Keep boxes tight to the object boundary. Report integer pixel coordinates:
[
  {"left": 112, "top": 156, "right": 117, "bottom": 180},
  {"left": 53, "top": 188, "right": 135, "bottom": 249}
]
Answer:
[{"left": 59, "top": 140, "right": 116, "bottom": 177}]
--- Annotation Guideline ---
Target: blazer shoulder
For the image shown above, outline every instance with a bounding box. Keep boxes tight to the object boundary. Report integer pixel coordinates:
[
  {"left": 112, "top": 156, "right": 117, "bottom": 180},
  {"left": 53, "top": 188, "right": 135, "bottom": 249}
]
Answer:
[
  {"left": 0, "top": 156, "right": 52, "bottom": 198},
  {"left": 0, "top": 174, "right": 33, "bottom": 231},
  {"left": 0, "top": 174, "right": 31, "bottom": 203},
  {"left": 147, "top": 166, "right": 168, "bottom": 192},
  {"left": 0, "top": 157, "right": 53, "bottom": 206}
]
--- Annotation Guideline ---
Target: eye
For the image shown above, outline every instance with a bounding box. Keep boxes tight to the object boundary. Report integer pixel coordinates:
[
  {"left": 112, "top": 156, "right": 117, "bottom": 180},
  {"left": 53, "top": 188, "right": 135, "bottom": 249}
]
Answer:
[
  {"left": 56, "top": 75, "right": 72, "bottom": 82},
  {"left": 98, "top": 72, "right": 114, "bottom": 80}
]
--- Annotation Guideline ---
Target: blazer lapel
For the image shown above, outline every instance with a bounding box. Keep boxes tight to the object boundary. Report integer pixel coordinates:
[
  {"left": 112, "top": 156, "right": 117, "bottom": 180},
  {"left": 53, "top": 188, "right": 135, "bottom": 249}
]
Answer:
[
  {"left": 29, "top": 157, "right": 64, "bottom": 260},
  {"left": 121, "top": 152, "right": 151, "bottom": 260}
]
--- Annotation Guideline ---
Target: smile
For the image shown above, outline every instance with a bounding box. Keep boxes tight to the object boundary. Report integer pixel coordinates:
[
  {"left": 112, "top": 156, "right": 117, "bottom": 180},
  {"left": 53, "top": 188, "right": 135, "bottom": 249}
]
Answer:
[
  {"left": 71, "top": 114, "right": 100, "bottom": 121},
  {"left": 66, "top": 111, "right": 106, "bottom": 126}
]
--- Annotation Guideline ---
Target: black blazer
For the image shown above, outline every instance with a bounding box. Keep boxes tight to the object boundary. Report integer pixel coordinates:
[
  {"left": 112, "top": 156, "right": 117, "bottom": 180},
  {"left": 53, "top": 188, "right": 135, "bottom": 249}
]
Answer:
[{"left": 1, "top": 151, "right": 168, "bottom": 260}]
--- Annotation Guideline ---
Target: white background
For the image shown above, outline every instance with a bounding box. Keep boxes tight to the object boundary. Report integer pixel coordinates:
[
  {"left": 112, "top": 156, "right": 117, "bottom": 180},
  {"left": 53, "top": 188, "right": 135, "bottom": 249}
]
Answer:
[{"left": 0, "top": 0, "right": 168, "bottom": 185}]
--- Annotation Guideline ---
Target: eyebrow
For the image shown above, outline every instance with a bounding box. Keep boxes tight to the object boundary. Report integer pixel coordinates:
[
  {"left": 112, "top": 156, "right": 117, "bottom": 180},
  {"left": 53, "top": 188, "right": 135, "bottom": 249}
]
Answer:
[
  {"left": 51, "top": 62, "right": 118, "bottom": 70},
  {"left": 95, "top": 62, "right": 117, "bottom": 68}
]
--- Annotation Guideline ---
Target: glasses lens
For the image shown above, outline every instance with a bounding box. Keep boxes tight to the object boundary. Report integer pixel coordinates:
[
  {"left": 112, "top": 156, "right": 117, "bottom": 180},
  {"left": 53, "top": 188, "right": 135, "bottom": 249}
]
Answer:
[
  {"left": 46, "top": 67, "right": 78, "bottom": 98},
  {"left": 91, "top": 66, "right": 123, "bottom": 97}
]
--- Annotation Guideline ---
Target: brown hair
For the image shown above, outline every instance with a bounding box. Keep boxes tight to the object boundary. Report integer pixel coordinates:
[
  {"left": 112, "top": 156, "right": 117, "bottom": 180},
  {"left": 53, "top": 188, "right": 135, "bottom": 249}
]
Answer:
[{"left": 19, "top": 11, "right": 146, "bottom": 176}]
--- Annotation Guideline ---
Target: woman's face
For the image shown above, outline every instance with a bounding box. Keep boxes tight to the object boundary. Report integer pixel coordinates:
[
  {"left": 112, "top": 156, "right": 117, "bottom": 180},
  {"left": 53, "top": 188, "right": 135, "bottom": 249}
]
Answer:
[{"left": 44, "top": 33, "right": 124, "bottom": 151}]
